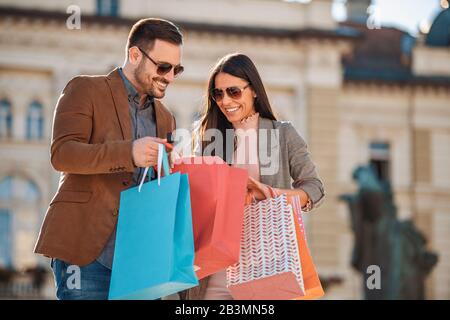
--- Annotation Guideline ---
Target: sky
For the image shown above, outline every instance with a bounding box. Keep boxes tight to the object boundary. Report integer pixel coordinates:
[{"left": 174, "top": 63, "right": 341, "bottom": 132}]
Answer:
[{"left": 331, "top": 0, "right": 445, "bottom": 35}]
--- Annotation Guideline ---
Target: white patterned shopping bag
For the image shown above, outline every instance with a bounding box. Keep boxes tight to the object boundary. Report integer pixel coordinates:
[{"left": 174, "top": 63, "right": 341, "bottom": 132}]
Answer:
[{"left": 226, "top": 193, "right": 305, "bottom": 300}]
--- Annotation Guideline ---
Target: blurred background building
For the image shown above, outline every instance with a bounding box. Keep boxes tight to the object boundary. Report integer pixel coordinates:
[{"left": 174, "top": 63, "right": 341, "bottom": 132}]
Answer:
[{"left": 0, "top": 0, "right": 449, "bottom": 299}]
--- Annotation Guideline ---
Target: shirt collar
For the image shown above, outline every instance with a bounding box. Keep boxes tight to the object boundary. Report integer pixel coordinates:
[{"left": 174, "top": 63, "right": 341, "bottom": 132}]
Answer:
[{"left": 118, "top": 67, "right": 154, "bottom": 109}]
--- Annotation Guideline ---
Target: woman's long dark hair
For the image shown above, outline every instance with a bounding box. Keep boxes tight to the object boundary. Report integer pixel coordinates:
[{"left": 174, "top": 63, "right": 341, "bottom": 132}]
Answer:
[{"left": 194, "top": 53, "right": 277, "bottom": 160}]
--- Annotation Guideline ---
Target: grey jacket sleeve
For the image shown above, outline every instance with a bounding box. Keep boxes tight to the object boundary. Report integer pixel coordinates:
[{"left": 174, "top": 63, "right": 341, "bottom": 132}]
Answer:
[{"left": 284, "top": 123, "right": 325, "bottom": 209}]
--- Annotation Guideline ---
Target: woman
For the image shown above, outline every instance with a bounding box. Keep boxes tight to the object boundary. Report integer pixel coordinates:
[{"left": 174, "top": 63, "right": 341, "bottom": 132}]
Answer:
[{"left": 184, "top": 53, "right": 325, "bottom": 300}]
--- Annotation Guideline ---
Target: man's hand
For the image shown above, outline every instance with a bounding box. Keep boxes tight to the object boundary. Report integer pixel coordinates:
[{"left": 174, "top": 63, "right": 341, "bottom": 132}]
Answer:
[{"left": 132, "top": 137, "right": 167, "bottom": 168}]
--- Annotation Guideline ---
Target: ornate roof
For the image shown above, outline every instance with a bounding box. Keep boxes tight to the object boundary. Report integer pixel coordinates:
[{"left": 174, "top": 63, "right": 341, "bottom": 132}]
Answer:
[{"left": 341, "top": 20, "right": 450, "bottom": 87}]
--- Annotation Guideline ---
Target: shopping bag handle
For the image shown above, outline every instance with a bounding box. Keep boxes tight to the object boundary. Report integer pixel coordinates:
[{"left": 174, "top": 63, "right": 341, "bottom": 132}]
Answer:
[{"left": 138, "top": 143, "right": 170, "bottom": 192}]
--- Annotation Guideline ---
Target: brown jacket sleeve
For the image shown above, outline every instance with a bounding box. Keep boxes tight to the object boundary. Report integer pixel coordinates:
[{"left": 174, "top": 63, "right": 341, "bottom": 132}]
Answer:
[{"left": 50, "top": 77, "right": 135, "bottom": 174}]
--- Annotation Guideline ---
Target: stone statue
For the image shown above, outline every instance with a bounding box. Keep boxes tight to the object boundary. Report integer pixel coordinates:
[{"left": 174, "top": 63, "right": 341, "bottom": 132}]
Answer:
[{"left": 340, "top": 165, "right": 438, "bottom": 299}]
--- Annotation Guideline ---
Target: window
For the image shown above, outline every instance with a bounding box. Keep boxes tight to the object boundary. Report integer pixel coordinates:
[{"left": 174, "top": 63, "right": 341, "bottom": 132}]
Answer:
[
  {"left": 0, "top": 99, "right": 12, "bottom": 139},
  {"left": 0, "top": 176, "right": 12, "bottom": 201},
  {"left": 0, "top": 176, "right": 40, "bottom": 204},
  {"left": 369, "top": 142, "right": 390, "bottom": 183},
  {"left": 0, "top": 176, "right": 41, "bottom": 269},
  {"left": 0, "top": 209, "right": 12, "bottom": 268},
  {"left": 26, "top": 101, "right": 44, "bottom": 140},
  {"left": 97, "top": 0, "right": 120, "bottom": 17}
]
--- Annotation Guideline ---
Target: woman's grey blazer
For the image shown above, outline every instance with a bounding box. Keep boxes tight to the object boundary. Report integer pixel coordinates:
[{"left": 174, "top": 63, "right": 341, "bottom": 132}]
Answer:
[
  {"left": 197, "top": 117, "right": 325, "bottom": 209},
  {"left": 257, "top": 117, "right": 325, "bottom": 209}
]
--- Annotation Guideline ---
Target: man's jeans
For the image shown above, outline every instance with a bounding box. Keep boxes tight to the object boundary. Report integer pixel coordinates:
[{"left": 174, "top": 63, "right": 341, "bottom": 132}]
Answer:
[{"left": 51, "top": 258, "right": 111, "bottom": 300}]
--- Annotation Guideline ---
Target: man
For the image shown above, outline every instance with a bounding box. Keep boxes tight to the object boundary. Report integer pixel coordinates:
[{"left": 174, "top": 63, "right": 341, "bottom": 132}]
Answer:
[{"left": 34, "top": 18, "right": 184, "bottom": 300}]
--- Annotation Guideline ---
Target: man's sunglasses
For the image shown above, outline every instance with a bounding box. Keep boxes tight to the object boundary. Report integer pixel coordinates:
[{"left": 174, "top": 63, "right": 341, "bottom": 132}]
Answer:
[
  {"left": 210, "top": 84, "right": 251, "bottom": 102},
  {"left": 138, "top": 47, "right": 184, "bottom": 77}
]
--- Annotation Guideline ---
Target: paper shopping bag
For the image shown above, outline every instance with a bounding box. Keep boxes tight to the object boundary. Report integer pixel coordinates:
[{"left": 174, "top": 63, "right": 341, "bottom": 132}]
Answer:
[
  {"left": 287, "top": 195, "right": 324, "bottom": 300},
  {"left": 172, "top": 156, "right": 248, "bottom": 279},
  {"left": 226, "top": 194, "right": 305, "bottom": 300},
  {"left": 109, "top": 145, "right": 198, "bottom": 300}
]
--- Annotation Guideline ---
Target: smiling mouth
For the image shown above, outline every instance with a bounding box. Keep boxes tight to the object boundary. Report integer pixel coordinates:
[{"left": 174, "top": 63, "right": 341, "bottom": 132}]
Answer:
[
  {"left": 225, "top": 106, "right": 241, "bottom": 114},
  {"left": 154, "top": 80, "right": 168, "bottom": 90}
]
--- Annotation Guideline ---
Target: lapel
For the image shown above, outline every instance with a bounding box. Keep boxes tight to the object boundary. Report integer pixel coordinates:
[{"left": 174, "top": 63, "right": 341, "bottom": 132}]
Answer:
[
  {"left": 258, "top": 117, "right": 276, "bottom": 186},
  {"left": 106, "top": 68, "right": 172, "bottom": 140},
  {"left": 154, "top": 99, "right": 170, "bottom": 139},
  {"left": 105, "top": 68, "right": 132, "bottom": 140}
]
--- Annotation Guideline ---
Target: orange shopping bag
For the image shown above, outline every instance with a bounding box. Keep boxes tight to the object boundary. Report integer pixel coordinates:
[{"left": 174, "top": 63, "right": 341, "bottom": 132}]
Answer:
[
  {"left": 172, "top": 156, "right": 248, "bottom": 279},
  {"left": 287, "top": 195, "right": 324, "bottom": 300}
]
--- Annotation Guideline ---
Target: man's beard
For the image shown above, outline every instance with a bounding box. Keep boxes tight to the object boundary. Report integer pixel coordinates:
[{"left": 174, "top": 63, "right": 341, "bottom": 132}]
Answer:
[{"left": 134, "top": 61, "right": 168, "bottom": 99}]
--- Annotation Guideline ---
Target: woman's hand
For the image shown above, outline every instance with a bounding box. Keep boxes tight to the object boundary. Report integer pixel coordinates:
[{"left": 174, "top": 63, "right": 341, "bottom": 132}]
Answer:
[{"left": 247, "top": 176, "right": 272, "bottom": 201}]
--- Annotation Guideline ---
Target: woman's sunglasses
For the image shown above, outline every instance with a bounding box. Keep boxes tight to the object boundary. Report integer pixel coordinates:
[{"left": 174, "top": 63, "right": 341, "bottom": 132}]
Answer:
[
  {"left": 138, "top": 47, "right": 184, "bottom": 77},
  {"left": 210, "top": 84, "right": 250, "bottom": 102}
]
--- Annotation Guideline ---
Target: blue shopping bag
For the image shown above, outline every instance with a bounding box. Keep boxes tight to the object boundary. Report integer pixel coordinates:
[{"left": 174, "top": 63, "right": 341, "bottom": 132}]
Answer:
[{"left": 108, "top": 144, "right": 198, "bottom": 300}]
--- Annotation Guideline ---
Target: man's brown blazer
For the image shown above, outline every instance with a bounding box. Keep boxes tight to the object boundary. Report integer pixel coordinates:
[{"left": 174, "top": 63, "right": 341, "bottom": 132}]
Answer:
[{"left": 34, "top": 68, "right": 175, "bottom": 266}]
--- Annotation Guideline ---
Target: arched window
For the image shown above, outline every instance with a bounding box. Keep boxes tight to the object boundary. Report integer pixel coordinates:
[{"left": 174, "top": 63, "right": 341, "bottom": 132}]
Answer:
[
  {"left": 0, "top": 99, "right": 12, "bottom": 139},
  {"left": 26, "top": 101, "right": 44, "bottom": 140},
  {"left": 0, "top": 175, "right": 40, "bottom": 203},
  {"left": 0, "top": 176, "right": 41, "bottom": 268}
]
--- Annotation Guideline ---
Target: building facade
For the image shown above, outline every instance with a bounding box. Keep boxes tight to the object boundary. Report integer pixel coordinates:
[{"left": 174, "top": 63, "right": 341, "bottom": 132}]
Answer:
[{"left": 0, "top": 0, "right": 449, "bottom": 299}]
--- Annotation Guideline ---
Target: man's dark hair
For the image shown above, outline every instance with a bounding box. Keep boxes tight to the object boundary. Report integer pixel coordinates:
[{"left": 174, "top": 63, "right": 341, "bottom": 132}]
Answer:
[{"left": 126, "top": 18, "right": 183, "bottom": 56}]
